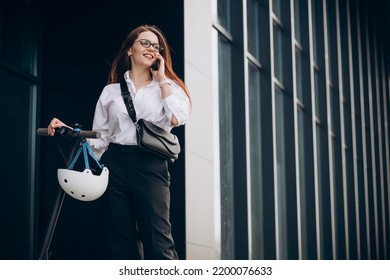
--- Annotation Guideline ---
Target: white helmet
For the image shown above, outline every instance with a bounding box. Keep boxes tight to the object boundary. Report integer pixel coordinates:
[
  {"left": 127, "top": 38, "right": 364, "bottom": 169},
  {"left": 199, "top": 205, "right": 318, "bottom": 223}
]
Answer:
[{"left": 57, "top": 167, "right": 109, "bottom": 201}]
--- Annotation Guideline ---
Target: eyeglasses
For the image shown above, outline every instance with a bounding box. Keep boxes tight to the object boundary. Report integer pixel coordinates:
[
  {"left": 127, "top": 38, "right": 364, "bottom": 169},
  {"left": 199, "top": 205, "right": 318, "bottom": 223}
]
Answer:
[{"left": 134, "top": 39, "right": 163, "bottom": 52}]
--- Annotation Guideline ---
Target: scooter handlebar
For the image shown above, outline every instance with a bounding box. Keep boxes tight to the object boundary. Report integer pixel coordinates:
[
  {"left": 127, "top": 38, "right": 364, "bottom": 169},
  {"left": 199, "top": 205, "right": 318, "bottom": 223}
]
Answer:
[{"left": 36, "top": 128, "right": 101, "bottom": 139}]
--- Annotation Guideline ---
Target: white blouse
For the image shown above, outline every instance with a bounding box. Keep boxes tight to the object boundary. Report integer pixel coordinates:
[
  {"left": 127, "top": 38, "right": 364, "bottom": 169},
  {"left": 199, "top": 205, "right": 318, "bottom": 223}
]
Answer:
[{"left": 89, "top": 71, "right": 191, "bottom": 160}]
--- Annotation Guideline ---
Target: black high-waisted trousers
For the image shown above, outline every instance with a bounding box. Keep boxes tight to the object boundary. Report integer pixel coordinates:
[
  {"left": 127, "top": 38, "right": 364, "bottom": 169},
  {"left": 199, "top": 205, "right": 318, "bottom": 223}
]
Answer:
[{"left": 100, "top": 143, "right": 178, "bottom": 260}]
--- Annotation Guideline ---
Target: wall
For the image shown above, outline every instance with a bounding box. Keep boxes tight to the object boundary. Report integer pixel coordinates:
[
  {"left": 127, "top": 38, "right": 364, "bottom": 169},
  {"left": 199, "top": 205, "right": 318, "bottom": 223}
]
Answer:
[{"left": 184, "top": 0, "right": 220, "bottom": 259}]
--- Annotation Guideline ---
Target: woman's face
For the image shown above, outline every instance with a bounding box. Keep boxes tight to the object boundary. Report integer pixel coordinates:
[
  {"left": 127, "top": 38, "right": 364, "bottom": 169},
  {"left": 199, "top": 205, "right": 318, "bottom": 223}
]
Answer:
[{"left": 128, "top": 31, "right": 160, "bottom": 69}]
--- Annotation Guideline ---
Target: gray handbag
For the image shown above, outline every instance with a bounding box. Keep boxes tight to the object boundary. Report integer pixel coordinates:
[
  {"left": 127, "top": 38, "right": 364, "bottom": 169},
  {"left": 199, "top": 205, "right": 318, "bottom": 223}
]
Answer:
[{"left": 120, "top": 79, "right": 180, "bottom": 162}]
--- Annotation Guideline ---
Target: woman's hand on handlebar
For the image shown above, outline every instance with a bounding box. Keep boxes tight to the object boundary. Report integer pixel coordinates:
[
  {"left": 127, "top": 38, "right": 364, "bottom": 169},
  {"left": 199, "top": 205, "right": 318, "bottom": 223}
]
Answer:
[{"left": 47, "top": 118, "right": 70, "bottom": 136}]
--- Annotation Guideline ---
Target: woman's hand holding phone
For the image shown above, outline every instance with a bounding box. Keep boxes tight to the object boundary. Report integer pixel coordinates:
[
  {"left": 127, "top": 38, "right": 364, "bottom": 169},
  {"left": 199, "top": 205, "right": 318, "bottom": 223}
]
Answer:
[
  {"left": 150, "top": 54, "right": 166, "bottom": 82},
  {"left": 151, "top": 59, "right": 160, "bottom": 71}
]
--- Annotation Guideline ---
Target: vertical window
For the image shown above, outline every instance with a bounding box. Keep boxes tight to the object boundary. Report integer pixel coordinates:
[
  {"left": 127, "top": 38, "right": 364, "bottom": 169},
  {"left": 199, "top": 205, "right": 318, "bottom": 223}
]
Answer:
[
  {"left": 367, "top": 14, "right": 382, "bottom": 260},
  {"left": 297, "top": 104, "right": 313, "bottom": 258},
  {"left": 311, "top": 0, "right": 333, "bottom": 260},
  {"left": 217, "top": 0, "right": 231, "bottom": 32},
  {"left": 350, "top": 0, "right": 367, "bottom": 259},
  {"left": 314, "top": 71, "right": 321, "bottom": 119},
  {"left": 0, "top": 0, "right": 38, "bottom": 259},
  {"left": 0, "top": 71, "right": 37, "bottom": 259},
  {"left": 295, "top": 45, "right": 305, "bottom": 213},
  {"left": 339, "top": 0, "right": 357, "bottom": 259},
  {"left": 246, "top": 0, "right": 274, "bottom": 260},
  {"left": 217, "top": 0, "right": 247, "bottom": 260},
  {"left": 378, "top": 42, "right": 390, "bottom": 261},
  {"left": 272, "top": 0, "right": 298, "bottom": 260},
  {"left": 275, "top": 90, "right": 286, "bottom": 180},
  {"left": 272, "top": 0, "right": 282, "bottom": 19},
  {"left": 248, "top": 60, "right": 263, "bottom": 259},
  {"left": 272, "top": 0, "right": 288, "bottom": 259},
  {"left": 294, "top": 0, "right": 302, "bottom": 43},
  {"left": 272, "top": 1, "right": 286, "bottom": 197},
  {"left": 275, "top": 86, "right": 288, "bottom": 259},
  {"left": 218, "top": 33, "right": 235, "bottom": 260},
  {"left": 326, "top": 0, "right": 346, "bottom": 259},
  {"left": 359, "top": 5, "right": 376, "bottom": 259},
  {"left": 294, "top": 0, "right": 317, "bottom": 259},
  {"left": 295, "top": 50, "right": 303, "bottom": 101},
  {"left": 273, "top": 23, "right": 284, "bottom": 84},
  {"left": 295, "top": 0, "right": 306, "bottom": 256},
  {"left": 247, "top": 0, "right": 261, "bottom": 60}
]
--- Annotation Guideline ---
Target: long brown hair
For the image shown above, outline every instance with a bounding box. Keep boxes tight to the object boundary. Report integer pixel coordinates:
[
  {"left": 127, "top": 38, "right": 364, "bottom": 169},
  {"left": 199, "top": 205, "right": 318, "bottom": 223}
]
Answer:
[{"left": 108, "top": 25, "right": 191, "bottom": 102}]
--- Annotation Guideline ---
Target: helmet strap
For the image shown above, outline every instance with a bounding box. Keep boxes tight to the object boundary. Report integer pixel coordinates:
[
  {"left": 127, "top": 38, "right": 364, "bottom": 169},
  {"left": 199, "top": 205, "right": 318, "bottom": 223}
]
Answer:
[{"left": 67, "top": 129, "right": 104, "bottom": 171}]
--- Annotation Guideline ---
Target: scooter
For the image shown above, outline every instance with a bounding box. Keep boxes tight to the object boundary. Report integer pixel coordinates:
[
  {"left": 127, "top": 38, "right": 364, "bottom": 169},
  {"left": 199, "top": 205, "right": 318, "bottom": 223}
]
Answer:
[{"left": 36, "top": 124, "right": 103, "bottom": 260}]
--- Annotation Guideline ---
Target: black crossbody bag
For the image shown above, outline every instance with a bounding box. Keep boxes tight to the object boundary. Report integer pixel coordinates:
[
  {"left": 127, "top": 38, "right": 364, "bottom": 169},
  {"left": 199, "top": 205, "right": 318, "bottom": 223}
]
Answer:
[{"left": 120, "top": 78, "right": 180, "bottom": 162}]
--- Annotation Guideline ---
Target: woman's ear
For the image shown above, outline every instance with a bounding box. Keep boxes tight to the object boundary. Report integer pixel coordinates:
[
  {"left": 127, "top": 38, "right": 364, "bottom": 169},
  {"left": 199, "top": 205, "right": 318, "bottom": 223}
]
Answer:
[{"left": 127, "top": 48, "right": 132, "bottom": 56}]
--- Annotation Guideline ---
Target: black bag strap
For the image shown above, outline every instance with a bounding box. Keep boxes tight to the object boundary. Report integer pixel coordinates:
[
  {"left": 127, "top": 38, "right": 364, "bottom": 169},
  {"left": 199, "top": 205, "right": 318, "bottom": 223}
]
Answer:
[{"left": 120, "top": 78, "right": 137, "bottom": 123}]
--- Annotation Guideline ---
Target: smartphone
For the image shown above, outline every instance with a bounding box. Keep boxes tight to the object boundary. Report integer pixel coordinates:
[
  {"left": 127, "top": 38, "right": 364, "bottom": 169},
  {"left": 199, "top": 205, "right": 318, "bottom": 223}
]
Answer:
[{"left": 151, "top": 59, "right": 160, "bottom": 71}]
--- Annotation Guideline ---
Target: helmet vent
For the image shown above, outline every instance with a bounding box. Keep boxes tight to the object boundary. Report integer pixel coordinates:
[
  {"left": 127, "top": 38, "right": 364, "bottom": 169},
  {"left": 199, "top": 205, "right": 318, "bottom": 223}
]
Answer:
[
  {"left": 81, "top": 195, "right": 86, "bottom": 198},
  {"left": 64, "top": 179, "right": 68, "bottom": 183},
  {"left": 71, "top": 191, "right": 74, "bottom": 194}
]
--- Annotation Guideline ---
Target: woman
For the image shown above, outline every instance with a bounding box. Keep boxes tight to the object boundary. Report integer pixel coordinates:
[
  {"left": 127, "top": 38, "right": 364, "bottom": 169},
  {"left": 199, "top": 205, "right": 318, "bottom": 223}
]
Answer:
[{"left": 48, "top": 25, "right": 191, "bottom": 259}]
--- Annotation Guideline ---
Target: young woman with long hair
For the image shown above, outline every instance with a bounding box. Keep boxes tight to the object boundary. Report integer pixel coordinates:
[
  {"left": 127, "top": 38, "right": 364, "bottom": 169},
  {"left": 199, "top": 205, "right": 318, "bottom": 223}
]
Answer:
[{"left": 48, "top": 25, "right": 191, "bottom": 259}]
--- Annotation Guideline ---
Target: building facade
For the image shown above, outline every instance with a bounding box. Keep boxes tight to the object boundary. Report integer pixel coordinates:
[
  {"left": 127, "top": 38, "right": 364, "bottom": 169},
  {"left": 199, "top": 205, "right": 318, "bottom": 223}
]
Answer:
[
  {"left": 0, "top": 0, "right": 389, "bottom": 260},
  {"left": 185, "top": 0, "right": 390, "bottom": 260}
]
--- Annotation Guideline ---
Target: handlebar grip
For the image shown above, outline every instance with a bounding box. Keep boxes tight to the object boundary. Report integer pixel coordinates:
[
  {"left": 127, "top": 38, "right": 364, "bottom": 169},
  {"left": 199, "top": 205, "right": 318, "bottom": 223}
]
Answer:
[
  {"left": 78, "top": 131, "right": 101, "bottom": 139},
  {"left": 36, "top": 128, "right": 50, "bottom": 136},
  {"left": 36, "top": 128, "right": 101, "bottom": 139}
]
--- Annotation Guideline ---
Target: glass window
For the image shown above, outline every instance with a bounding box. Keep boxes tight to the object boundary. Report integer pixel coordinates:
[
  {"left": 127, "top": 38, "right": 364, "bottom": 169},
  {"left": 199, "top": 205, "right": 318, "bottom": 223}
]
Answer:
[
  {"left": 314, "top": 71, "right": 321, "bottom": 118},
  {"left": 311, "top": 0, "right": 334, "bottom": 260},
  {"left": 296, "top": 50, "right": 303, "bottom": 102},
  {"left": 218, "top": 0, "right": 232, "bottom": 32},
  {"left": 218, "top": 33, "right": 235, "bottom": 260},
  {"left": 272, "top": 0, "right": 282, "bottom": 19},
  {"left": 248, "top": 61, "right": 264, "bottom": 259},
  {"left": 315, "top": 125, "right": 323, "bottom": 192},
  {"left": 0, "top": 1, "right": 37, "bottom": 75},
  {"left": 312, "top": 0, "right": 319, "bottom": 65},
  {"left": 312, "top": 0, "right": 325, "bottom": 121},
  {"left": 275, "top": 87, "right": 287, "bottom": 259},
  {"left": 0, "top": 69, "right": 36, "bottom": 259},
  {"left": 330, "top": 86, "right": 337, "bottom": 132},
  {"left": 273, "top": 23, "right": 283, "bottom": 84},
  {"left": 294, "top": 0, "right": 302, "bottom": 43},
  {"left": 247, "top": 0, "right": 261, "bottom": 60},
  {"left": 297, "top": 108, "right": 307, "bottom": 255},
  {"left": 0, "top": 0, "right": 38, "bottom": 260},
  {"left": 326, "top": 1, "right": 335, "bottom": 84},
  {"left": 331, "top": 137, "right": 338, "bottom": 196},
  {"left": 316, "top": 123, "right": 332, "bottom": 259},
  {"left": 297, "top": 109, "right": 306, "bottom": 196}
]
